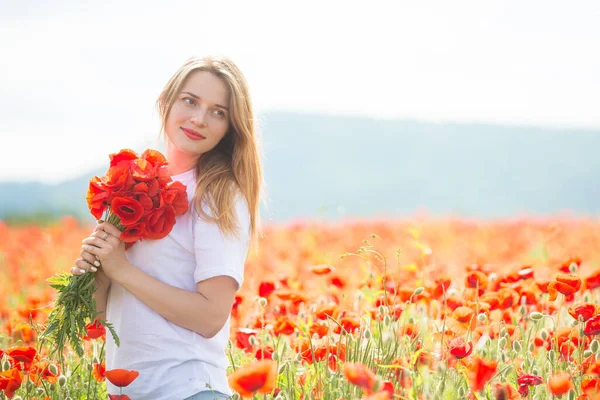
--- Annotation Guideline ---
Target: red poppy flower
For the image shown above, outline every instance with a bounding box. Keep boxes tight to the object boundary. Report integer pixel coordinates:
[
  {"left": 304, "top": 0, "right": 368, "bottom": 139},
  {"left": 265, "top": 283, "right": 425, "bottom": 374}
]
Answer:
[
  {"left": 84, "top": 319, "right": 106, "bottom": 340},
  {"left": 568, "top": 303, "right": 599, "bottom": 322},
  {"left": 144, "top": 205, "right": 176, "bottom": 239},
  {"left": 448, "top": 337, "right": 473, "bottom": 359},
  {"left": 517, "top": 373, "right": 543, "bottom": 386},
  {"left": 105, "top": 369, "right": 140, "bottom": 387},
  {"left": 585, "top": 270, "right": 600, "bottom": 290},
  {"left": 584, "top": 314, "right": 600, "bottom": 336},
  {"left": 0, "top": 368, "right": 23, "bottom": 399},
  {"left": 109, "top": 149, "right": 138, "bottom": 167},
  {"left": 258, "top": 281, "right": 276, "bottom": 298},
  {"left": 228, "top": 360, "right": 277, "bottom": 398},
  {"left": 343, "top": 362, "right": 378, "bottom": 394},
  {"left": 93, "top": 361, "right": 106, "bottom": 382},
  {"left": 108, "top": 395, "right": 131, "bottom": 400},
  {"left": 467, "top": 356, "right": 498, "bottom": 392},
  {"left": 6, "top": 346, "right": 37, "bottom": 370},
  {"left": 548, "top": 274, "right": 582, "bottom": 301},
  {"left": 310, "top": 264, "right": 334, "bottom": 275},
  {"left": 111, "top": 197, "right": 144, "bottom": 227},
  {"left": 548, "top": 372, "right": 573, "bottom": 396}
]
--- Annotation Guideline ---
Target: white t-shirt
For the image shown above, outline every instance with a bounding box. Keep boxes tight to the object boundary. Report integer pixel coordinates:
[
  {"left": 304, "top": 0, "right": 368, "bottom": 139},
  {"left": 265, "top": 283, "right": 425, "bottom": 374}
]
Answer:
[{"left": 105, "top": 167, "right": 250, "bottom": 400}]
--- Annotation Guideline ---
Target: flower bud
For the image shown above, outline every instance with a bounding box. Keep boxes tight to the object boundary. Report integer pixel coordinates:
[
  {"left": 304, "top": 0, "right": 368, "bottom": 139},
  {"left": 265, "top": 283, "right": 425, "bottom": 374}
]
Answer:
[
  {"left": 408, "top": 317, "right": 415, "bottom": 324},
  {"left": 294, "top": 353, "right": 303, "bottom": 363},
  {"left": 569, "top": 262, "right": 578, "bottom": 274},
  {"left": 273, "top": 351, "right": 280, "bottom": 361},
  {"left": 529, "top": 312, "right": 544, "bottom": 321},
  {"left": 568, "top": 389, "right": 576, "bottom": 400},
  {"left": 590, "top": 339, "right": 599, "bottom": 354},
  {"left": 278, "top": 361, "right": 287, "bottom": 374},
  {"left": 457, "top": 386, "right": 465, "bottom": 397},
  {"left": 364, "top": 328, "right": 372, "bottom": 340},
  {"left": 540, "top": 329, "right": 548, "bottom": 340},
  {"left": 2, "top": 360, "right": 10, "bottom": 371},
  {"left": 477, "top": 313, "right": 487, "bottom": 322},
  {"left": 528, "top": 343, "right": 534, "bottom": 352},
  {"left": 48, "top": 363, "right": 59, "bottom": 376},
  {"left": 500, "top": 327, "right": 507, "bottom": 337},
  {"left": 584, "top": 350, "right": 593, "bottom": 358},
  {"left": 413, "top": 287, "right": 424, "bottom": 295},
  {"left": 379, "top": 305, "right": 386, "bottom": 316},
  {"left": 58, "top": 375, "right": 67, "bottom": 387},
  {"left": 248, "top": 335, "right": 257, "bottom": 346},
  {"left": 498, "top": 337, "right": 507, "bottom": 350},
  {"left": 383, "top": 315, "right": 391, "bottom": 327},
  {"left": 519, "top": 305, "right": 526, "bottom": 316},
  {"left": 548, "top": 349, "right": 556, "bottom": 361},
  {"left": 513, "top": 341, "right": 522, "bottom": 353},
  {"left": 258, "top": 297, "right": 268, "bottom": 308},
  {"left": 93, "top": 357, "right": 100, "bottom": 365}
]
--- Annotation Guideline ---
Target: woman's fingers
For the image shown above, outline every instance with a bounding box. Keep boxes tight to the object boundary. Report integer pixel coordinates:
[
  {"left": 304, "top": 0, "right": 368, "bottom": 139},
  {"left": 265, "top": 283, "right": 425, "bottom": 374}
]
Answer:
[
  {"left": 73, "top": 258, "right": 98, "bottom": 274},
  {"left": 81, "top": 248, "right": 101, "bottom": 268}
]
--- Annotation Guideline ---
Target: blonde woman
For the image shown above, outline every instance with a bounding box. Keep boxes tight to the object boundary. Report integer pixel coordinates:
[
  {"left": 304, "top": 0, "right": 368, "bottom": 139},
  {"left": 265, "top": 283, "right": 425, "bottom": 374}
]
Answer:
[{"left": 72, "top": 56, "right": 263, "bottom": 400}]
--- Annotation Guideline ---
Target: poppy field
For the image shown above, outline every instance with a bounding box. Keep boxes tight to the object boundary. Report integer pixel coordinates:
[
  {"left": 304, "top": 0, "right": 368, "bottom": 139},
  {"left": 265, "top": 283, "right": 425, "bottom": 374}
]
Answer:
[{"left": 1, "top": 215, "right": 600, "bottom": 399}]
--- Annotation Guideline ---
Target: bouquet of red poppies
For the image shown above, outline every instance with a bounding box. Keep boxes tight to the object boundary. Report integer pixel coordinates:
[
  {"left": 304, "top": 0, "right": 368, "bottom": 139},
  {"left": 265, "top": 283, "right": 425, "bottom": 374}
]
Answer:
[{"left": 41, "top": 149, "right": 189, "bottom": 361}]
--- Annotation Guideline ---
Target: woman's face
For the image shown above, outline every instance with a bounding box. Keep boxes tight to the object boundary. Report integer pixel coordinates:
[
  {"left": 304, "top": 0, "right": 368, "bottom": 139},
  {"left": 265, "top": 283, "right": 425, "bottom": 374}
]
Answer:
[{"left": 165, "top": 70, "right": 231, "bottom": 163}]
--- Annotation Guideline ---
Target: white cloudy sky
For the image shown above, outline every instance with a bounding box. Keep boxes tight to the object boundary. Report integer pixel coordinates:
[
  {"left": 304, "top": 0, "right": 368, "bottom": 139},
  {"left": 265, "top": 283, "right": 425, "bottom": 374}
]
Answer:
[{"left": 1, "top": 0, "right": 599, "bottom": 183}]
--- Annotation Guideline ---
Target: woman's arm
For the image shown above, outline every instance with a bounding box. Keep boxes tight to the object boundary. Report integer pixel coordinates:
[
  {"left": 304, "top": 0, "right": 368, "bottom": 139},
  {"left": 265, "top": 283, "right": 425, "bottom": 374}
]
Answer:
[
  {"left": 113, "top": 262, "right": 237, "bottom": 338},
  {"left": 93, "top": 270, "right": 111, "bottom": 322}
]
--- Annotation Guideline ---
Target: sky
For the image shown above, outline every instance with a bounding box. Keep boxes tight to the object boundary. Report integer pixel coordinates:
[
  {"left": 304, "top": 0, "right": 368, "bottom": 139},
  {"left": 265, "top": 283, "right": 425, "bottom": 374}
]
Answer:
[{"left": 1, "top": 0, "right": 599, "bottom": 183}]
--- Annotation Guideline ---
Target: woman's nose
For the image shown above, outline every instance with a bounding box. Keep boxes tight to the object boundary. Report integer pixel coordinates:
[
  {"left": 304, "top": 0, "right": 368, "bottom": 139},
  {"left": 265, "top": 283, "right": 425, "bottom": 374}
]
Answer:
[{"left": 191, "top": 107, "right": 208, "bottom": 126}]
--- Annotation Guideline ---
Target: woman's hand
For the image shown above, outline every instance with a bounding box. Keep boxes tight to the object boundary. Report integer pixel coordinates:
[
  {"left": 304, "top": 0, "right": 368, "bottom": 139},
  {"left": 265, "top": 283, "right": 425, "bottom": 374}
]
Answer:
[{"left": 75, "top": 222, "right": 128, "bottom": 282}]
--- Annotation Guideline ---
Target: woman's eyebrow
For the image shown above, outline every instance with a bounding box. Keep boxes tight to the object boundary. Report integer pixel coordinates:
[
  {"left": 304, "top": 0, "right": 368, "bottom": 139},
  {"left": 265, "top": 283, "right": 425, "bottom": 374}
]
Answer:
[{"left": 181, "top": 91, "right": 229, "bottom": 110}]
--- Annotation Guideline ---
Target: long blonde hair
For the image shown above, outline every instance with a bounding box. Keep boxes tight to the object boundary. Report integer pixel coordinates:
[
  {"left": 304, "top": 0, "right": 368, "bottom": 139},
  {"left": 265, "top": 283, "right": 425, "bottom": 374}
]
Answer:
[{"left": 156, "top": 56, "right": 263, "bottom": 246}]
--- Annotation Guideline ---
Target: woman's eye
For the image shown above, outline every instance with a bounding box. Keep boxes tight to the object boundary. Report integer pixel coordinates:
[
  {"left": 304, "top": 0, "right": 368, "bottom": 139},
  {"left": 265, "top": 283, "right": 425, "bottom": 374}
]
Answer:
[
  {"left": 183, "top": 97, "right": 195, "bottom": 105},
  {"left": 213, "top": 109, "right": 226, "bottom": 118}
]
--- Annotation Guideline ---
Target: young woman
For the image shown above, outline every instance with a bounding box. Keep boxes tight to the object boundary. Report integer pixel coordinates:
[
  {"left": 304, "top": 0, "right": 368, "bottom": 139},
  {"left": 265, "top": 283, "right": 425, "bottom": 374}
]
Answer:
[{"left": 71, "top": 56, "right": 263, "bottom": 400}]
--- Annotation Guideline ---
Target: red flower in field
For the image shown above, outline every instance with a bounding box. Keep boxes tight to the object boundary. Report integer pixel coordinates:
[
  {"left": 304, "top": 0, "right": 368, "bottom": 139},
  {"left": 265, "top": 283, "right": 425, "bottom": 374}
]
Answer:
[
  {"left": 448, "top": 336, "right": 473, "bottom": 359},
  {"left": 559, "top": 257, "right": 581, "bottom": 273},
  {"left": 581, "top": 377, "right": 600, "bottom": 398},
  {"left": 452, "top": 306, "right": 475, "bottom": 323},
  {"left": 568, "top": 303, "right": 599, "bottom": 322},
  {"left": 84, "top": 319, "right": 106, "bottom": 340},
  {"left": 584, "top": 314, "right": 600, "bottom": 336},
  {"left": 343, "top": 362, "right": 378, "bottom": 394},
  {"left": 258, "top": 281, "right": 276, "bottom": 298},
  {"left": 273, "top": 316, "right": 296, "bottom": 336},
  {"left": 105, "top": 369, "right": 140, "bottom": 387},
  {"left": 255, "top": 345, "right": 274, "bottom": 360},
  {"left": 517, "top": 373, "right": 543, "bottom": 386},
  {"left": 585, "top": 270, "right": 600, "bottom": 290},
  {"left": 465, "top": 271, "right": 488, "bottom": 290},
  {"left": 329, "top": 275, "right": 346, "bottom": 289},
  {"left": 108, "top": 395, "right": 131, "bottom": 400},
  {"left": 397, "top": 323, "right": 420, "bottom": 339},
  {"left": 0, "top": 368, "right": 23, "bottom": 399},
  {"left": 228, "top": 360, "right": 277, "bottom": 398},
  {"left": 493, "top": 382, "right": 521, "bottom": 399},
  {"left": 235, "top": 328, "right": 257, "bottom": 352},
  {"left": 93, "top": 361, "right": 106, "bottom": 382},
  {"left": 310, "top": 264, "right": 334, "bottom": 275},
  {"left": 467, "top": 355, "right": 498, "bottom": 392},
  {"left": 548, "top": 372, "right": 573, "bottom": 396},
  {"left": 548, "top": 274, "right": 582, "bottom": 301},
  {"left": 6, "top": 346, "right": 37, "bottom": 370}
]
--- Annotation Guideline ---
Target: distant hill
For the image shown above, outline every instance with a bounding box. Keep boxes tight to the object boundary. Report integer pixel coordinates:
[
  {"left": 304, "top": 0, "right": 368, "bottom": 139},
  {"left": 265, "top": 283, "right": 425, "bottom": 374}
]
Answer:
[{"left": 1, "top": 112, "right": 599, "bottom": 224}]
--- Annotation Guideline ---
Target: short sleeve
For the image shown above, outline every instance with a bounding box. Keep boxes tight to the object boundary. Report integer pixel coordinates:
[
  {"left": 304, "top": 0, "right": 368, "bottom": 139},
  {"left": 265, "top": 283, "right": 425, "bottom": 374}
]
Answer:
[{"left": 192, "top": 194, "right": 251, "bottom": 290}]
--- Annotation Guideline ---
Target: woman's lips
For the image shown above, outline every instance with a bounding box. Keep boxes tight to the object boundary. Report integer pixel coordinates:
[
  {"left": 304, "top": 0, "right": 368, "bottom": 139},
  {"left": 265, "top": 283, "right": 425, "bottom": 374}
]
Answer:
[{"left": 181, "top": 128, "right": 206, "bottom": 140}]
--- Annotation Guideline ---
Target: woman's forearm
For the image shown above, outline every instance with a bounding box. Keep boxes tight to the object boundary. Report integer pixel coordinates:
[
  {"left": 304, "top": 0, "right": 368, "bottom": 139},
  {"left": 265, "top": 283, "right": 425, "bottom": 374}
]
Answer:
[{"left": 93, "top": 280, "right": 111, "bottom": 322}]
